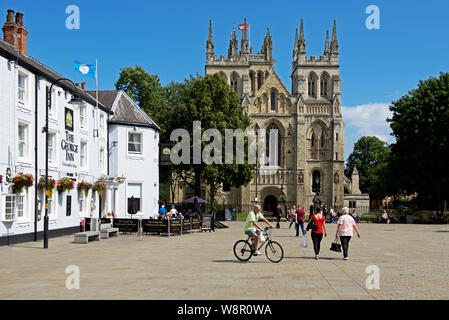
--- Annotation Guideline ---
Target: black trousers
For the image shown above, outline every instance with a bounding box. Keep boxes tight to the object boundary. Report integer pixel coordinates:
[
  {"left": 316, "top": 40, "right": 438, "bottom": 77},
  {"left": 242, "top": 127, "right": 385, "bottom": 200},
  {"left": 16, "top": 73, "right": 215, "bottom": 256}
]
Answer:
[
  {"left": 340, "top": 236, "right": 351, "bottom": 258},
  {"left": 311, "top": 232, "right": 323, "bottom": 255},
  {"left": 275, "top": 215, "right": 280, "bottom": 228}
]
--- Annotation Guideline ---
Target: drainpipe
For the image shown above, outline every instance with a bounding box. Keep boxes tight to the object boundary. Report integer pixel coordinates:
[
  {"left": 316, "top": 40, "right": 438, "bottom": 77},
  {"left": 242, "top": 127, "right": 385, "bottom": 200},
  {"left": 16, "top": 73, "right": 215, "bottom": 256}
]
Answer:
[{"left": 34, "top": 76, "right": 39, "bottom": 241}]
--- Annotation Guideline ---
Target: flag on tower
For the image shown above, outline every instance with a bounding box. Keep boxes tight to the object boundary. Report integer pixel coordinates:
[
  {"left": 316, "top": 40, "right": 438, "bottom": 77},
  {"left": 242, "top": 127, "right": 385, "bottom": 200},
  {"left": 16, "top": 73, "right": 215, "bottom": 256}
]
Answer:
[{"left": 238, "top": 23, "right": 249, "bottom": 31}]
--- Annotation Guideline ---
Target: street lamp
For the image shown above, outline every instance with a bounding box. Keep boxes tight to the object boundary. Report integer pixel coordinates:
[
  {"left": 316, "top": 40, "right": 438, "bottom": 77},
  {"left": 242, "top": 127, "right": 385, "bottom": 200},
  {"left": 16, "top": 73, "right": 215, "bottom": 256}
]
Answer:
[
  {"left": 255, "top": 129, "right": 259, "bottom": 203},
  {"left": 44, "top": 78, "right": 84, "bottom": 249}
]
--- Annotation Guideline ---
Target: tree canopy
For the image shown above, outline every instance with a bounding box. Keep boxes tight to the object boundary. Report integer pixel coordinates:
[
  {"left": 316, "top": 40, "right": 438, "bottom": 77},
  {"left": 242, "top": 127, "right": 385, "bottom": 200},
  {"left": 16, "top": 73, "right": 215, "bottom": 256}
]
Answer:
[
  {"left": 387, "top": 72, "right": 449, "bottom": 210},
  {"left": 345, "top": 136, "right": 390, "bottom": 198}
]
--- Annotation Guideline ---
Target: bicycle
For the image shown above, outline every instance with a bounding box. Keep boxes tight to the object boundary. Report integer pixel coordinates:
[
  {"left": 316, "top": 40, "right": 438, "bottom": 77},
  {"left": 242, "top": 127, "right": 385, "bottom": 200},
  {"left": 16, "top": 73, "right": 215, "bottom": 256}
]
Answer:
[{"left": 233, "top": 227, "right": 284, "bottom": 263}]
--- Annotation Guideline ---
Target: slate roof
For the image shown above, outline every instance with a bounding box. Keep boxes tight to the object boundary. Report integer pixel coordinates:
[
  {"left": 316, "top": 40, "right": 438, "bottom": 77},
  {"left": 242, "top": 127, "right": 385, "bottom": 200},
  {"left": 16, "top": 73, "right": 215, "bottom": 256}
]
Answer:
[
  {"left": 0, "top": 39, "right": 110, "bottom": 113},
  {"left": 87, "top": 90, "right": 160, "bottom": 131}
]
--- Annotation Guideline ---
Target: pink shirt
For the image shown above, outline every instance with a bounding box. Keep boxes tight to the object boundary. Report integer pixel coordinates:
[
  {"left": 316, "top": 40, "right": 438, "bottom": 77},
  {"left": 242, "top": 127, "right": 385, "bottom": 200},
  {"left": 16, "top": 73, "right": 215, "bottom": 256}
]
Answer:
[{"left": 337, "top": 215, "right": 356, "bottom": 237}]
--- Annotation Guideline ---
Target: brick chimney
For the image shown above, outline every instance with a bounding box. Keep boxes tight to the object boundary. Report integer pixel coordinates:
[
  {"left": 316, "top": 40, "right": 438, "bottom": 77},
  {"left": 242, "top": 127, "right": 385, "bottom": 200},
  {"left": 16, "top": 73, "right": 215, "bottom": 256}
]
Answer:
[
  {"left": 81, "top": 82, "right": 86, "bottom": 91},
  {"left": 2, "top": 9, "right": 28, "bottom": 55}
]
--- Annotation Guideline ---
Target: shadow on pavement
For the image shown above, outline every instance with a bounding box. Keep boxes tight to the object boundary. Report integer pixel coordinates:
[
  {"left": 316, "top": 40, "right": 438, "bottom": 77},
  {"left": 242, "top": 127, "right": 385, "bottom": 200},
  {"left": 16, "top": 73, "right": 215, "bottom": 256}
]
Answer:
[
  {"left": 284, "top": 256, "right": 338, "bottom": 261},
  {"left": 434, "top": 230, "right": 449, "bottom": 232},
  {"left": 212, "top": 259, "right": 268, "bottom": 264}
]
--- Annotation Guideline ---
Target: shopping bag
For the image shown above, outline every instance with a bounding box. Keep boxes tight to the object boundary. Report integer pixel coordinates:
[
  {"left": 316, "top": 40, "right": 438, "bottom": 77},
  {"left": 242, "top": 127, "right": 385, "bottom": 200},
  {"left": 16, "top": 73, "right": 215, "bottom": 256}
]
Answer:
[
  {"left": 259, "top": 232, "right": 265, "bottom": 242},
  {"left": 330, "top": 237, "right": 342, "bottom": 252},
  {"left": 300, "top": 235, "right": 308, "bottom": 248}
]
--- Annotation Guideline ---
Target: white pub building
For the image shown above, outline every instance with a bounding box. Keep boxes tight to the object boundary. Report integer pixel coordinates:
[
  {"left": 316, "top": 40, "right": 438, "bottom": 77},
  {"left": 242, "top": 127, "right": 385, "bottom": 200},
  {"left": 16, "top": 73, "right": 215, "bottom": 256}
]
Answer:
[{"left": 0, "top": 9, "right": 160, "bottom": 245}]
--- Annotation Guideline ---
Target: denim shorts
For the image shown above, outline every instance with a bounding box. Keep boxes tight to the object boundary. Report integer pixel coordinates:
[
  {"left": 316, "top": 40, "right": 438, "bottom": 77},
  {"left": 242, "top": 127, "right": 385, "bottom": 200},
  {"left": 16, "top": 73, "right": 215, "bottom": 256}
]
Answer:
[{"left": 245, "top": 229, "right": 261, "bottom": 237}]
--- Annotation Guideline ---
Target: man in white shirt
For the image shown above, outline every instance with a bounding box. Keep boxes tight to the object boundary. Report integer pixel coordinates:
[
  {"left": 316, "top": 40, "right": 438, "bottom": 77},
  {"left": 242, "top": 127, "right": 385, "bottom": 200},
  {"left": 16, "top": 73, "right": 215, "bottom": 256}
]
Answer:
[{"left": 169, "top": 205, "right": 178, "bottom": 219}]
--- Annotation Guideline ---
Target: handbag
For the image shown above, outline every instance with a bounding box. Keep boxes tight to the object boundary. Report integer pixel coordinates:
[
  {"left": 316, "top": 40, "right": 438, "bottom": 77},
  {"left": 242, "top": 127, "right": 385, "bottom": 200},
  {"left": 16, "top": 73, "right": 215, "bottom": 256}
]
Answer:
[
  {"left": 306, "top": 218, "right": 317, "bottom": 231},
  {"left": 300, "top": 235, "right": 308, "bottom": 248},
  {"left": 330, "top": 237, "right": 342, "bottom": 252}
]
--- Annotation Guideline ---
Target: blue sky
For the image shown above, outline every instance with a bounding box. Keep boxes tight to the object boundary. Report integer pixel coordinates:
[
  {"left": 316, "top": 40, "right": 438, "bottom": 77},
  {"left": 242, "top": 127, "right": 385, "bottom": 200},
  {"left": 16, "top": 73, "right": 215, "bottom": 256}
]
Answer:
[{"left": 3, "top": 0, "right": 449, "bottom": 160}]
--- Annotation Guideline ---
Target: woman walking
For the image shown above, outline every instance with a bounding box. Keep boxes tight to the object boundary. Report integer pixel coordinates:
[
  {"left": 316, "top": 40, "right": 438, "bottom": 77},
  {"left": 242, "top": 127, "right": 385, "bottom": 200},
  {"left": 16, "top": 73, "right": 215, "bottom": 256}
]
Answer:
[
  {"left": 336, "top": 207, "right": 361, "bottom": 260},
  {"left": 309, "top": 207, "right": 327, "bottom": 260}
]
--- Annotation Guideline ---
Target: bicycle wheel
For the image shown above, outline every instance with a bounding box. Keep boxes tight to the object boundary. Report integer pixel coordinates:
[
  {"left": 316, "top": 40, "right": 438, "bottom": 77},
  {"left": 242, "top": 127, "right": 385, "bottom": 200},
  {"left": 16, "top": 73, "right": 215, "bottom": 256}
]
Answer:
[
  {"left": 233, "top": 240, "right": 253, "bottom": 262},
  {"left": 265, "top": 240, "right": 284, "bottom": 263}
]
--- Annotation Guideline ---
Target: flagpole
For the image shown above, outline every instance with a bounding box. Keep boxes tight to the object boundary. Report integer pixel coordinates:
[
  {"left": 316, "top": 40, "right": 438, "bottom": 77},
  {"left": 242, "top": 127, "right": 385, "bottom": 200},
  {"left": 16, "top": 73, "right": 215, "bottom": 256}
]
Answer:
[{"left": 95, "top": 59, "right": 98, "bottom": 110}]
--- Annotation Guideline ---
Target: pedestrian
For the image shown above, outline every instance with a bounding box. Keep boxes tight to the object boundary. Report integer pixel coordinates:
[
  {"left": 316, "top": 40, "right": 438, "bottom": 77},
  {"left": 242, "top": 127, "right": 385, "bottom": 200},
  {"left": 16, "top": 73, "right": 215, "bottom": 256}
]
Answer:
[
  {"left": 289, "top": 205, "right": 297, "bottom": 229},
  {"left": 381, "top": 210, "right": 389, "bottom": 224},
  {"left": 295, "top": 206, "right": 306, "bottom": 236},
  {"left": 330, "top": 207, "right": 337, "bottom": 224},
  {"left": 336, "top": 207, "right": 361, "bottom": 260},
  {"left": 323, "top": 206, "right": 328, "bottom": 222},
  {"left": 337, "top": 209, "right": 342, "bottom": 219},
  {"left": 274, "top": 204, "right": 282, "bottom": 229},
  {"left": 309, "top": 206, "right": 327, "bottom": 260},
  {"left": 158, "top": 205, "right": 167, "bottom": 220}
]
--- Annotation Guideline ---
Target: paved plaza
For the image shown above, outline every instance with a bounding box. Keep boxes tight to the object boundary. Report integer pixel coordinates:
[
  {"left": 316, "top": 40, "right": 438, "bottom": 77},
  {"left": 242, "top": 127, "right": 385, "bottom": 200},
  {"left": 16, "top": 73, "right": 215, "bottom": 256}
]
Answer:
[{"left": 1, "top": 221, "right": 448, "bottom": 300}]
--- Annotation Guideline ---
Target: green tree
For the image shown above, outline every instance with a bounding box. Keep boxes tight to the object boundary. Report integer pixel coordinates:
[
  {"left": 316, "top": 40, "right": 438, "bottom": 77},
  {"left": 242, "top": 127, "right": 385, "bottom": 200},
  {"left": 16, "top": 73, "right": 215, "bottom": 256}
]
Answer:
[
  {"left": 169, "top": 73, "right": 254, "bottom": 205},
  {"left": 345, "top": 136, "right": 390, "bottom": 198},
  {"left": 388, "top": 72, "right": 449, "bottom": 212},
  {"left": 115, "top": 66, "right": 172, "bottom": 139}
]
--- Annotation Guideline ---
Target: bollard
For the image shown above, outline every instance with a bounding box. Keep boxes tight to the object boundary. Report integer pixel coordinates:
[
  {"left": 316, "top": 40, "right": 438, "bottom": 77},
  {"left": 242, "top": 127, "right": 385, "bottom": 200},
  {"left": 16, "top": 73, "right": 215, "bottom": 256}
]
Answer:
[{"left": 168, "top": 218, "right": 170, "bottom": 237}]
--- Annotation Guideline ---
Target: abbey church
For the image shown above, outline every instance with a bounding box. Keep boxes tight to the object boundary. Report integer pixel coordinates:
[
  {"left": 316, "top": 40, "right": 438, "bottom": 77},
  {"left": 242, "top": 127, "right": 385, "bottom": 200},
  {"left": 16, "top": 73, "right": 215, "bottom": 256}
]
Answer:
[{"left": 169, "top": 19, "right": 369, "bottom": 214}]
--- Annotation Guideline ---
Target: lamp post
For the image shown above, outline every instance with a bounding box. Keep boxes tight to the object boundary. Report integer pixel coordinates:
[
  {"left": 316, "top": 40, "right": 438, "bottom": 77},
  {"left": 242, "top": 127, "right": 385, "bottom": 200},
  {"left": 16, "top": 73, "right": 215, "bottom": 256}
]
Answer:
[
  {"left": 44, "top": 78, "right": 83, "bottom": 249},
  {"left": 255, "top": 130, "right": 259, "bottom": 203}
]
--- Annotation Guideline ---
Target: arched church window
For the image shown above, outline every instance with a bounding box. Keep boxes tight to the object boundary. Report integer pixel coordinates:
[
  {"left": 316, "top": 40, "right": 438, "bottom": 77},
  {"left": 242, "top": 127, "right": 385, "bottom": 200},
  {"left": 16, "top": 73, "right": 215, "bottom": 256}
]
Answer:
[
  {"left": 311, "top": 133, "right": 315, "bottom": 148},
  {"left": 265, "top": 123, "right": 281, "bottom": 166},
  {"left": 257, "top": 72, "right": 263, "bottom": 90},
  {"left": 270, "top": 91, "right": 276, "bottom": 111},
  {"left": 312, "top": 171, "right": 321, "bottom": 193},
  {"left": 320, "top": 134, "right": 324, "bottom": 148},
  {"left": 231, "top": 74, "right": 239, "bottom": 93}
]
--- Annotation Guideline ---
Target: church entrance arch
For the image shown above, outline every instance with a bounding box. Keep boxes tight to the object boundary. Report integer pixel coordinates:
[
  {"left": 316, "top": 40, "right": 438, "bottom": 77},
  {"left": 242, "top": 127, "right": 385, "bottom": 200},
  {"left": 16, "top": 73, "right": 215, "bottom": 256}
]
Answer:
[{"left": 263, "top": 195, "right": 278, "bottom": 216}]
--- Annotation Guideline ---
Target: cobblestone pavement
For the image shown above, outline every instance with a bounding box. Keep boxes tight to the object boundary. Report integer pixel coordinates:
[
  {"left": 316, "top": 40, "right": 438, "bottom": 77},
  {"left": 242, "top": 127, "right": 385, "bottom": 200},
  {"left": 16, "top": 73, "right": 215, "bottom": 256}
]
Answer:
[{"left": 0, "top": 222, "right": 448, "bottom": 300}]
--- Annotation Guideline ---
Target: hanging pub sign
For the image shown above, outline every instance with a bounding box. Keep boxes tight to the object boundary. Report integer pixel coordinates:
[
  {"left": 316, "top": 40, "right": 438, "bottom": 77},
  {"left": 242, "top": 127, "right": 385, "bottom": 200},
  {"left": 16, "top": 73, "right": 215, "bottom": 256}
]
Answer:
[{"left": 65, "top": 107, "right": 74, "bottom": 131}]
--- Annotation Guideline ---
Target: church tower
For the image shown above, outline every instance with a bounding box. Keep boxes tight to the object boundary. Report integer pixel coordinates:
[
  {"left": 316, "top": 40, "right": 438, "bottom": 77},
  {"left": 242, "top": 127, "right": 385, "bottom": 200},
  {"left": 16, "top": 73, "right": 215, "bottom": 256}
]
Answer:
[{"left": 202, "top": 19, "right": 347, "bottom": 212}]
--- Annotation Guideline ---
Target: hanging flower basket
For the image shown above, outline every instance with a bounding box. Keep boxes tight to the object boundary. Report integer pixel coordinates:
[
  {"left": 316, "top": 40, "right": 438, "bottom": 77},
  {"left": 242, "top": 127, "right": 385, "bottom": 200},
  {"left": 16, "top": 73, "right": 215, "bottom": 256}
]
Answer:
[
  {"left": 77, "top": 181, "right": 92, "bottom": 198},
  {"left": 93, "top": 181, "right": 106, "bottom": 197},
  {"left": 37, "top": 177, "right": 56, "bottom": 198},
  {"left": 0, "top": 175, "right": 3, "bottom": 184},
  {"left": 11, "top": 173, "right": 34, "bottom": 194},
  {"left": 57, "top": 177, "right": 75, "bottom": 194}
]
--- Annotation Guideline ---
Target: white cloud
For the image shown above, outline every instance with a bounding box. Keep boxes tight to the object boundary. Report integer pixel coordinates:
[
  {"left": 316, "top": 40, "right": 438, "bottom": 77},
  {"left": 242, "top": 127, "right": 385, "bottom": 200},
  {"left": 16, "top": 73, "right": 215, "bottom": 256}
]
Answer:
[{"left": 342, "top": 103, "right": 394, "bottom": 143}]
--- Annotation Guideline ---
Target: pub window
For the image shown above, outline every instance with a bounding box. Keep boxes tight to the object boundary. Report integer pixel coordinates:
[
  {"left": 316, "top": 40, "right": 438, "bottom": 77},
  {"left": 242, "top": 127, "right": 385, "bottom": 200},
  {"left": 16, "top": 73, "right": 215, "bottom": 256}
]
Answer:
[
  {"left": 3, "top": 195, "right": 16, "bottom": 221},
  {"left": 128, "top": 132, "right": 142, "bottom": 154},
  {"left": 48, "top": 132, "right": 56, "bottom": 164},
  {"left": 18, "top": 123, "right": 29, "bottom": 160},
  {"left": 80, "top": 141, "right": 88, "bottom": 169},
  {"left": 18, "top": 73, "right": 27, "bottom": 104}
]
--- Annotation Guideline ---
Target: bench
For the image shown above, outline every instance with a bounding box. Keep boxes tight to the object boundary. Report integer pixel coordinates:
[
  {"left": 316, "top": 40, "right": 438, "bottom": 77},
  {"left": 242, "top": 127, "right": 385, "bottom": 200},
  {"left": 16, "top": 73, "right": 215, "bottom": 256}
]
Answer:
[
  {"left": 100, "top": 223, "right": 119, "bottom": 239},
  {"left": 74, "top": 231, "right": 100, "bottom": 244}
]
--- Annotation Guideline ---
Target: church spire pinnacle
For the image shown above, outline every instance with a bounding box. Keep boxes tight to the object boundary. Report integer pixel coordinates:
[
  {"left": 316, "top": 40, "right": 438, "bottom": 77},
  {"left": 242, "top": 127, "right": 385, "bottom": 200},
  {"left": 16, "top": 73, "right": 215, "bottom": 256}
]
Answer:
[
  {"left": 206, "top": 20, "right": 215, "bottom": 61},
  {"left": 261, "top": 26, "right": 272, "bottom": 61},
  {"left": 228, "top": 25, "right": 238, "bottom": 59},
  {"left": 293, "top": 28, "right": 298, "bottom": 58},
  {"left": 240, "top": 18, "right": 249, "bottom": 54},
  {"left": 331, "top": 20, "right": 338, "bottom": 53},
  {"left": 298, "top": 19, "right": 306, "bottom": 54},
  {"left": 324, "top": 29, "right": 330, "bottom": 55}
]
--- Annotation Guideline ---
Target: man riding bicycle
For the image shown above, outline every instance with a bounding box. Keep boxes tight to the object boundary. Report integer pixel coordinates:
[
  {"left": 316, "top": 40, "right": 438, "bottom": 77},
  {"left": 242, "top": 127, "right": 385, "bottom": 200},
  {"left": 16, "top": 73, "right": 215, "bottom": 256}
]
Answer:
[{"left": 244, "top": 205, "right": 274, "bottom": 256}]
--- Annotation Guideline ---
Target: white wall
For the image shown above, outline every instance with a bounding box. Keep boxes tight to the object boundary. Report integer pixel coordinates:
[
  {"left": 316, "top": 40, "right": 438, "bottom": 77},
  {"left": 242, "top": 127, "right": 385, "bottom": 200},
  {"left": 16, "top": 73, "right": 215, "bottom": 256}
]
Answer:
[
  {"left": 108, "top": 124, "right": 159, "bottom": 219},
  {"left": 0, "top": 54, "right": 109, "bottom": 239}
]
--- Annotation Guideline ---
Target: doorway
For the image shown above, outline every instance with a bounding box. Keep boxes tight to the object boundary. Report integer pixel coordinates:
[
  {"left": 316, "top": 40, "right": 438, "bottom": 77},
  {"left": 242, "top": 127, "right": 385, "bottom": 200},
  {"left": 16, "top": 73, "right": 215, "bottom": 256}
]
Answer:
[{"left": 263, "top": 195, "right": 278, "bottom": 215}]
